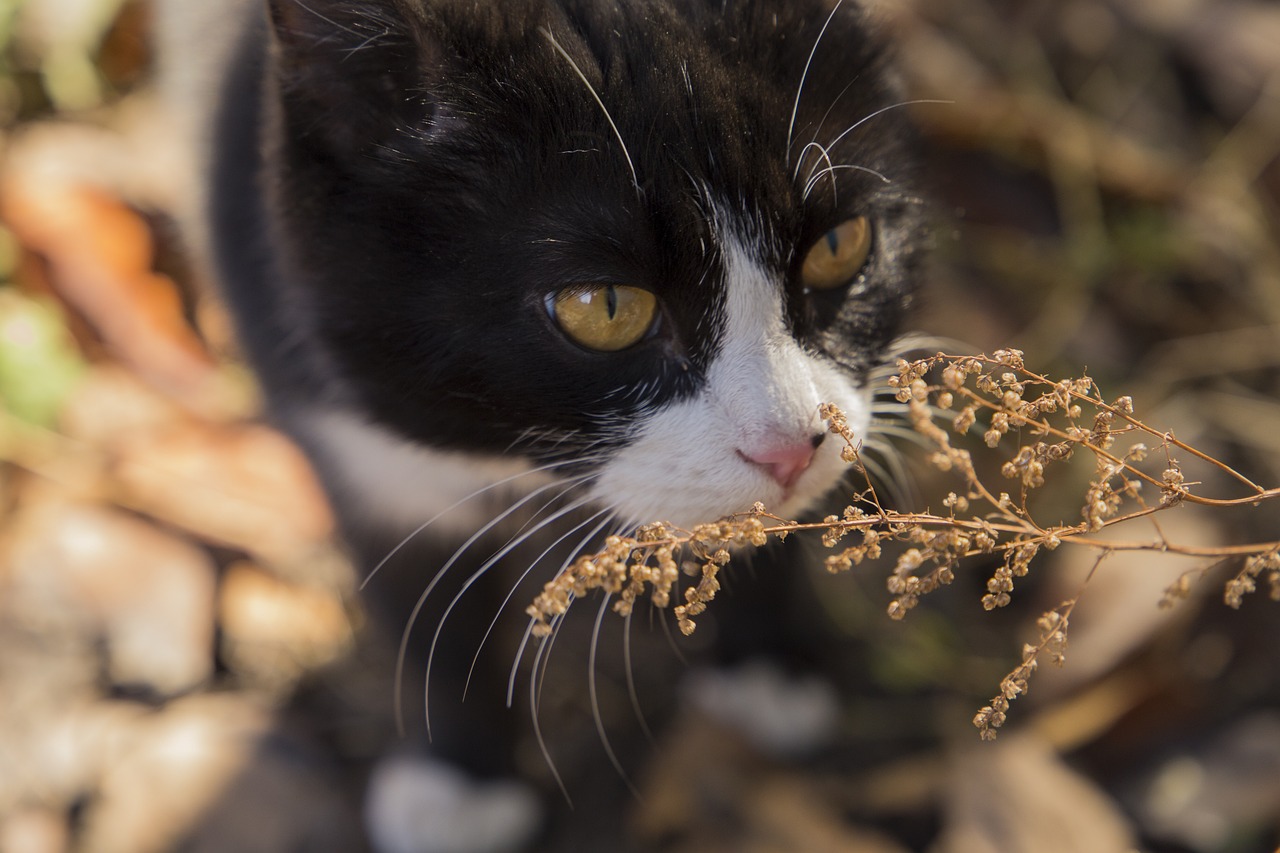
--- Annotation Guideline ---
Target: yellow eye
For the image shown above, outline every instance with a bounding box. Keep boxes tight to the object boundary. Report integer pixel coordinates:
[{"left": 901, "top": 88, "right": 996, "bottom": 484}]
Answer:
[
  {"left": 800, "top": 216, "right": 873, "bottom": 291},
  {"left": 552, "top": 284, "right": 657, "bottom": 352}
]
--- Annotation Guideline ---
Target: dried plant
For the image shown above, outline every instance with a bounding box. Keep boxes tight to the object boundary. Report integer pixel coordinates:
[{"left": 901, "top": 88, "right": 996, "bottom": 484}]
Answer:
[{"left": 526, "top": 350, "right": 1280, "bottom": 739}]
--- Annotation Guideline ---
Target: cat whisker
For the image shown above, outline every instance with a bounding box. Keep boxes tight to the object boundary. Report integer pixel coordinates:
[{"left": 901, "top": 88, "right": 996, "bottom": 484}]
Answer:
[
  {"left": 589, "top": 594, "right": 643, "bottom": 799},
  {"left": 823, "top": 99, "right": 954, "bottom": 156},
  {"left": 542, "top": 27, "right": 641, "bottom": 198},
  {"left": 793, "top": 140, "right": 836, "bottom": 183},
  {"left": 508, "top": 620, "right": 536, "bottom": 710},
  {"left": 857, "top": 439, "right": 918, "bottom": 510},
  {"left": 786, "top": 0, "right": 847, "bottom": 168},
  {"left": 504, "top": 425, "right": 590, "bottom": 455},
  {"left": 869, "top": 408, "right": 923, "bottom": 430},
  {"left": 623, "top": 610, "right": 656, "bottom": 744},
  {"left": 869, "top": 421, "right": 929, "bottom": 445},
  {"left": 794, "top": 141, "right": 838, "bottom": 204},
  {"left": 525, "top": 511, "right": 636, "bottom": 798},
  {"left": 656, "top": 586, "right": 689, "bottom": 667},
  {"left": 339, "top": 27, "right": 394, "bottom": 60},
  {"left": 885, "top": 331, "right": 977, "bottom": 360},
  {"left": 536, "top": 609, "right": 572, "bottom": 722},
  {"left": 505, "top": 424, "right": 625, "bottom": 462},
  {"left": 393, "top": 471, "right": 594, "bottom": 738},
  {"left": 425, "top": 479, "right": 599, "bottom": 706},
  {"left": 467, "top": 508, "right": 618, "bottom": 701},
  {"left": 807, "top": 76, "right": 861, "bottom": 155},
  {"left": 803, "top": 163, "right": 892, "bottom": 202},
  {"left": 506, "top": 509, "right": 621, "bottom": 707},
  {"left": 363, "top": 455, "right": 598, "bottom": 591},
  {"left": 289, "top": 0, "right": 362, "bottom": 40},
  {"left": 529, "top": 609, "right": 573, "bottom": 805},
  {"left": 422, "top": 490, "right": 601, "bottom": 721}
]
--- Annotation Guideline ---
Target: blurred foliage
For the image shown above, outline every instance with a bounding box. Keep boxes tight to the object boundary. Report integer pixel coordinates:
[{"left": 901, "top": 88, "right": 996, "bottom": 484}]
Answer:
[
  {"left": 0, "top": 1, "right": 1276, "bottom": 851},
  {"left": 0, "top": 291, "right": 85, "bottom": 426},
  {"left": 0, "top": 0, "right": 134, "bottom": 121}
]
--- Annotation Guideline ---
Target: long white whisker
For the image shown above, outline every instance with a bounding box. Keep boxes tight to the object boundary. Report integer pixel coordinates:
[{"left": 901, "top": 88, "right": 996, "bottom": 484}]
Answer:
[
  {"left": 473, "top": 508, "right": 617, "bottom": 700},
  {"left": 855, "top": 451, "right": 904, "bottom": 507},
  {"left": 508, "top": 621, "right": 536, "bottom": 709},
  {"left": 804, "top": 163, "right": 891, "bottom": 201},
  {"left": 362, "top": 455, "right": 598, "bottom": 591},
  {"left": 822, "top": 98, "right": 952, "bottom": 155},
  {"left": 623, "top": 611, "right": 655, "bottom": 743},
  {"left": 393, "top": 473, "right": 593, "bottom": 737},
  {"left": 529, "top": 612, "right": 573, "bottom": 805},
  {"left": 424, "top": 492, "right": 601, "bottom": 718},
  {"left": 861, "top": 440, "right": 920, "bottom": 509},
  {"left": 786, "top": 0, "right": 846, "bottom": 167},
  {"left": 340, "top": 28, "right": 391, "bottom": 60},
  {"left": 657, "top": 587, "right": 689, "bottom": 666},
  {"left": 807, "top": 75, "right": 861, "bottom": 151},
  {"left": 291, "top": 0, "right": 360, "bottom": 39},
  {"left": 793, "top": 140, "right": 836, "bottom": 183},
  {"left": 505, "top": 511, "right": 618, "bottom": 707},
  {"left": 536, "top": 603, "right": 572, "bottom": 716},
  {"left": 589, "top": 594, "right": 642, "bottom": 799},
  {"left": 869, "top": 423, "right": 932, "bottom": 446},
  {"left": 543, "top": 27, "right": 640, "bottom": 197}
]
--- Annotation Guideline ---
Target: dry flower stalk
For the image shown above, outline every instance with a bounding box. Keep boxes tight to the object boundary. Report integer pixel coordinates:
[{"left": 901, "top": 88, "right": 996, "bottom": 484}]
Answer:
[{"left": 525, "top": 350, "right": 1280, "bottom": 738}]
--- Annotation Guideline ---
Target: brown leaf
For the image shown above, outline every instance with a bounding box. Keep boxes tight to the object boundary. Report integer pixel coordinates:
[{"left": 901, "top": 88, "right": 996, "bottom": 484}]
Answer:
[
  {"left": 111, "top": 421, "right": 338, "bottom": 570},
  {"left": 935, "top": 734, "right": 1135, "bottom": 853},
  {"left": 1, "top": 175, "right": 218, "bottom": 406}
]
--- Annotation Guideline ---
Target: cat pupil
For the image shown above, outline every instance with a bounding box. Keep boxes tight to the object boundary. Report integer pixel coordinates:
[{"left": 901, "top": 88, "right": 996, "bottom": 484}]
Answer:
[
  {"left": 606, "top": 285, "right": 618, "bottom": 321},
  {"left": 826, "top": 229, "right": 840, "bottom": 254}
]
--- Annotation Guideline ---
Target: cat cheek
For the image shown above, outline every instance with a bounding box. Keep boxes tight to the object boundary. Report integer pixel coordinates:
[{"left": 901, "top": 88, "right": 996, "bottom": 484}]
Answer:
[{"left": 588, "top": 361, "right": 868, "bottom": 529}]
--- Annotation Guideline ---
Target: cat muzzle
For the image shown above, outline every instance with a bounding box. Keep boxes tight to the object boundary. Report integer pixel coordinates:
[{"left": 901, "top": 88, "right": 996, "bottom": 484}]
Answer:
[{"left": 737, "top": 433, "right": 826, "bottom": 494}]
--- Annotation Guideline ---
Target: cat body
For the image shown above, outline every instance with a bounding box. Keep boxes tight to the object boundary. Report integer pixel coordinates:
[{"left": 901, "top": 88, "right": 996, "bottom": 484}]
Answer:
[{"left": 167, "top": 0, "right": 925, "bottom": 848}]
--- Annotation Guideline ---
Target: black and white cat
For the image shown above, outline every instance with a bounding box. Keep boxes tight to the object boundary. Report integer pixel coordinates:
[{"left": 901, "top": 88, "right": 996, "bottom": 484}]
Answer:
[{"left": 162, "top": 0, "right": 926, "bottom": 849}]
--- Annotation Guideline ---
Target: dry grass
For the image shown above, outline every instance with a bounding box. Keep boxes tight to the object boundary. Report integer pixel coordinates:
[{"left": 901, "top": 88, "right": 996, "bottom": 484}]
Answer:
[
  {"left": 528, "top": 348, "right": 1280, "bottom": 739},
  {"left": 3, "top": 0, "right": 1280, "bottom": 849}
]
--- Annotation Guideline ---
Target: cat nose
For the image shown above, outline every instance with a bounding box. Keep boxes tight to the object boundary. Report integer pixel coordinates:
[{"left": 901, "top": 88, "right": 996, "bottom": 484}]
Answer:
[{"left": 738, "top": 433, "right": 826, "bottom": 491}]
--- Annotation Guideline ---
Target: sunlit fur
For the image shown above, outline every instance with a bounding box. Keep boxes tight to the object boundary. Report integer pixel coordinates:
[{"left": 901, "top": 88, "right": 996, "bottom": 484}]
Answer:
[{"left": 197, "top": 0, "right": 928, "bottom": 844}]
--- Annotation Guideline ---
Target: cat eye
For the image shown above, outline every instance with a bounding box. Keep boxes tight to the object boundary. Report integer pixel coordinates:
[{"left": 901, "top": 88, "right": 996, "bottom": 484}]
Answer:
[
  {"left": 551, "top": 284, "right": 658, "bottom": 352},
  {"left": 800, "top": 216, "right": 873, "bottom": 292}
]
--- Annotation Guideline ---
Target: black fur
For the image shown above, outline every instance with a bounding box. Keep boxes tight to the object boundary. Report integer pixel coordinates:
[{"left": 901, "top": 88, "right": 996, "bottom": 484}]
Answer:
[
  {"left": 205, "top": 1, "right": 925, "bottom": 847},
  {"left": 214, "top": 0, "right": 922, "bottom": 463}
]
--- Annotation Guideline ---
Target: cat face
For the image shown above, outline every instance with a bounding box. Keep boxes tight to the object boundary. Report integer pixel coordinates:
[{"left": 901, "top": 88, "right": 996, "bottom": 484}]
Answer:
[{"left": 262, "top": 0, "right": 924, "bottom": 531}]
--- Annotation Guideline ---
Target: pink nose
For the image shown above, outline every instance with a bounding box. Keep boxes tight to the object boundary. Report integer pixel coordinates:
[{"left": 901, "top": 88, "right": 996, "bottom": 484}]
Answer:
[{"left": 739, "top": 435, "right": 823, "bottom": 491}]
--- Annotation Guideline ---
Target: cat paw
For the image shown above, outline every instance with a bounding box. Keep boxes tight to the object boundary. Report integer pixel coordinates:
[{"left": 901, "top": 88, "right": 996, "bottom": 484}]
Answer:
[
  {"left": 364, "top": 755, "right": 541, "bottom": 853},
  {"left": 682, "top": 661, "right": 840, "bottom": 757}
]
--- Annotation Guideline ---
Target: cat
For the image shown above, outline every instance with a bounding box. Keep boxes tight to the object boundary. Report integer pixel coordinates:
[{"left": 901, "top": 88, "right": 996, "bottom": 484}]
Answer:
[{"left": 163, "top": 0, "right": 927, "bottom": 849}]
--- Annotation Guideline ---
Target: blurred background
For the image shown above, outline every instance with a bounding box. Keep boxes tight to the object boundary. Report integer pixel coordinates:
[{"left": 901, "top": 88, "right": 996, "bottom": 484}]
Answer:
[{"left": 0, "top": 0, "right": 1278, "bottom": 850}]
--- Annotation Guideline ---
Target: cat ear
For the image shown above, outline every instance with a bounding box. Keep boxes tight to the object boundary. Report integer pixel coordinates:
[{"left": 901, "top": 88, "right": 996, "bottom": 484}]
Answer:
[{"left": 266, "top": 0, "right": 442, "bottom": 155}]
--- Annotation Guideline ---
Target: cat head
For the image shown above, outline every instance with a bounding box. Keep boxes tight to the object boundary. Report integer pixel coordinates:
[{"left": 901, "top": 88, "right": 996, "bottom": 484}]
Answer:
[{"left": 261, "top": 0, "right": 926, "bottom": 530}]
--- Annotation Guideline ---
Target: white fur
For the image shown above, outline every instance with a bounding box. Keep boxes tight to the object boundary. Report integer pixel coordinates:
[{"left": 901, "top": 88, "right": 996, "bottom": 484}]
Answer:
[
  {"left": 299, "top": 411, "right": 543, "bottom": 536},
  {"left": 684, "top": 662, "right": 839, "bottom": 756},
  {"left": 364, "top": 754, "right": 541, "bottom": 853},
  {"left": 297, "top": 217, "right": 867, "bottom": 538},
  {"left": 590, "top": 218, "right": 869, "bottom": 529}
]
